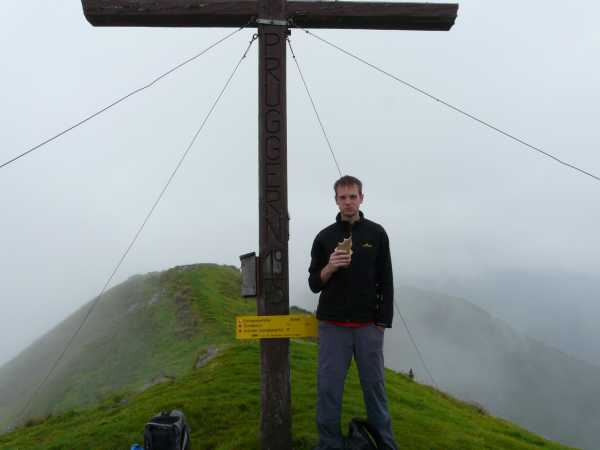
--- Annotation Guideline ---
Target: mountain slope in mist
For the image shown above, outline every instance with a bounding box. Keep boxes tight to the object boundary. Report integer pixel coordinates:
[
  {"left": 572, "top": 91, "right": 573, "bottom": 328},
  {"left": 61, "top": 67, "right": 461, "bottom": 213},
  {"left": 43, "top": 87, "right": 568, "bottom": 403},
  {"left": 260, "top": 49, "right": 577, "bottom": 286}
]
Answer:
[
  {"left": 425, "top": 269, "right": 600, "bottom": 367},
  {"left": 0, "top": 263, "right": 254, "bottom": 430},
  {"left": 385, "top": 285, "right": 600, "bottom": 450},
  {"left": 0, "top": 340, "right": 575, "bottom": 450},
  {"left": 0, "top": 263, "right": 586, "bottom": 450}
]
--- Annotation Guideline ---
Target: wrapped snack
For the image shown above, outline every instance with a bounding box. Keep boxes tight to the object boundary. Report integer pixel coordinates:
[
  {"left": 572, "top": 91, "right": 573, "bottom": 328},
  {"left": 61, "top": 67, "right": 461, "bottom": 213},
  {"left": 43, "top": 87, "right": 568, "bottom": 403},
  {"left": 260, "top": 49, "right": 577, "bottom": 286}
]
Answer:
[{"left": 336, "top": 236, "right": 353, "bottom": 256}]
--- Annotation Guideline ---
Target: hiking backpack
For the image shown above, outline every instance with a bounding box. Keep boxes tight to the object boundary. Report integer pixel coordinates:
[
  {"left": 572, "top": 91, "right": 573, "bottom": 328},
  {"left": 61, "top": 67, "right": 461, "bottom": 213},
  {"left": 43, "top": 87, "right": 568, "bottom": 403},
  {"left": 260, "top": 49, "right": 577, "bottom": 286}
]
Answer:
[
  {"left": 345, "top": 417, "right": 385, "bottom": 450},
  {"left": 143, "top": 410, "right": 191, "bottom": 450}
]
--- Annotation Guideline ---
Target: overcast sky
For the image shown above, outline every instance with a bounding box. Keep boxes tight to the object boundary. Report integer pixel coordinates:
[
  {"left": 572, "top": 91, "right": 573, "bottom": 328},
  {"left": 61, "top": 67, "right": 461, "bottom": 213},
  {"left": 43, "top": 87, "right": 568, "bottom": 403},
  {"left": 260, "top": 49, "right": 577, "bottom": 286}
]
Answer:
[{"left": 1, "top": 1, "right": 599, "bottom": 366}]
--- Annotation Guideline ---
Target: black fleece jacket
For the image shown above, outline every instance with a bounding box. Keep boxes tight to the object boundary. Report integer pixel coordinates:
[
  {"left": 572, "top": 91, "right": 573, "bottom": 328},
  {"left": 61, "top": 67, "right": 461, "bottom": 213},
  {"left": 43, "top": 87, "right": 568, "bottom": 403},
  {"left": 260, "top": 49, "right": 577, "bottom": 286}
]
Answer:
[{"left": 308, "top": 211, "right": 394, "bottom": 327}]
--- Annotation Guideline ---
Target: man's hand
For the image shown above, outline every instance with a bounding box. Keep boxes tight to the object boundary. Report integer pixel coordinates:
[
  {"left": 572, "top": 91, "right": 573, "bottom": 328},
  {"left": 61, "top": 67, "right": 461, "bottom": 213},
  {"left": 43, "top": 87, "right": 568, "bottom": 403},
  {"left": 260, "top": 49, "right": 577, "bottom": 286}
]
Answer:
[
  {"left": 320, "top": 249, "right": 351, "bottom": 284},
  {"left": 329, "top": 249, "right": 351, "bottom": 269}
]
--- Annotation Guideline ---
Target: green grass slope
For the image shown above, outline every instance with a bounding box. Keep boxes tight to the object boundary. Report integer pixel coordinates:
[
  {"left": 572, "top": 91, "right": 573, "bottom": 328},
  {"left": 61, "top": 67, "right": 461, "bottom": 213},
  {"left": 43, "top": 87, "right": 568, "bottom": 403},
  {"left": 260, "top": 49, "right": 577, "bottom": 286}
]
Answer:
[
  {"left": 0, "top": 264, "right": 579, "bottom": 449},
  {"left": 0, "top": 342, "right": 576, "bottom": 450},
  {"left": 0, "top": 264, "right": 255, "bottom": 429}
]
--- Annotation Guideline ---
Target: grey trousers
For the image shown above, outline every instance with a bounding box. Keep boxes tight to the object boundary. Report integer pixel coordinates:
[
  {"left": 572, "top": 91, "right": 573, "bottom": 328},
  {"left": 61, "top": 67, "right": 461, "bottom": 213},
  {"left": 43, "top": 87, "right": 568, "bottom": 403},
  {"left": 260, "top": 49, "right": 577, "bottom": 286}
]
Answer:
[{"left": 316, "top": 321, "right": 398, "bottom": 450}]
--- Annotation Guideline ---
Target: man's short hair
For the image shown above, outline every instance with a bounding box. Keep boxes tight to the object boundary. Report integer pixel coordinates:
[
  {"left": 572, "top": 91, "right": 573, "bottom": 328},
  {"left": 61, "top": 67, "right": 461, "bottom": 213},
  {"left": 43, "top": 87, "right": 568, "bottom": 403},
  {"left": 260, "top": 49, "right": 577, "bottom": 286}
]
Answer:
[{"left": 334, "top": 175, "right": 363, "bottom": 197}]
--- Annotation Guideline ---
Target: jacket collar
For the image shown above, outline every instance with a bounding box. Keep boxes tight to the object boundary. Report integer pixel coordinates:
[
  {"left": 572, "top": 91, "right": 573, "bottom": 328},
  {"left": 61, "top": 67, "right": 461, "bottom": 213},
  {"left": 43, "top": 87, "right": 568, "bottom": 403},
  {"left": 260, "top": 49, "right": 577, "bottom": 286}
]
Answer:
[{"left": 335, "top": 210, "right": 364, "bottom": 229}]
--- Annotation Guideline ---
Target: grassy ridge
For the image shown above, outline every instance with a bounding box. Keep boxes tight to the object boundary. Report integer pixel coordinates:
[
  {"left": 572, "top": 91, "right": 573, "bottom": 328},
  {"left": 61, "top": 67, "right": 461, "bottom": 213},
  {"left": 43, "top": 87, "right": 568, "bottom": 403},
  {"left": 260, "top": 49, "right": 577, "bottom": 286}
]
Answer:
[
  {"left": 0, "top": 264, "right": 253, "bottom": 429},
  {"left": 0, "top": 342, "right": 576, "bottom": 450},
  {"left": 0, "top": 264, "right": 579, "bottom": 449}
]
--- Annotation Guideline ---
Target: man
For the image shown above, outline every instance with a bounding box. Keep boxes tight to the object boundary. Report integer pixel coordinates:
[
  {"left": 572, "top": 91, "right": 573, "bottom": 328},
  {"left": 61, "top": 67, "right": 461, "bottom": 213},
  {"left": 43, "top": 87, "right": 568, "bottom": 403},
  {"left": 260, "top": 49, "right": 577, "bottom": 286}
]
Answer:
[{"left": 308, "top": 175, "right": 397, "bottom": 449}]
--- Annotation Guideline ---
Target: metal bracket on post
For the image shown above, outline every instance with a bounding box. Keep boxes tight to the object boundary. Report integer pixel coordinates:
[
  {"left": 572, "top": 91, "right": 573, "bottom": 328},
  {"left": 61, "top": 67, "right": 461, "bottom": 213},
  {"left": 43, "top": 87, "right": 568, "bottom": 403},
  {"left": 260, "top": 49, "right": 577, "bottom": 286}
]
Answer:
[{"left": 256, "top": 18, "right": 288, "bottom": 26}]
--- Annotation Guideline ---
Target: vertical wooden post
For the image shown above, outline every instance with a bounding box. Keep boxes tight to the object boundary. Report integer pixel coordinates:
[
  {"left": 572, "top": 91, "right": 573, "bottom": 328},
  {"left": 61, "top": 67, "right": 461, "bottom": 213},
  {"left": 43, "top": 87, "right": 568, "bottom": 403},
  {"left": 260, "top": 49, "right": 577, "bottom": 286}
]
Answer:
[{"left": 257, "top": 0, "right": 291, "bottom": 447}]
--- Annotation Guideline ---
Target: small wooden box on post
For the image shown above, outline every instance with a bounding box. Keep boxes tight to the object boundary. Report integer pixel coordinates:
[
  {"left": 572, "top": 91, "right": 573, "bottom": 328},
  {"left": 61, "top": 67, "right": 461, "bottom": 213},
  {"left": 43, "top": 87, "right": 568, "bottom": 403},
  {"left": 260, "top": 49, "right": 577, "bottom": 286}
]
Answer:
[
  {"left": 239, "top": 252, "right": 257, "bottom": 297},
  {"left": 80, "top": 1, "right": 458, "bottom": 448}
]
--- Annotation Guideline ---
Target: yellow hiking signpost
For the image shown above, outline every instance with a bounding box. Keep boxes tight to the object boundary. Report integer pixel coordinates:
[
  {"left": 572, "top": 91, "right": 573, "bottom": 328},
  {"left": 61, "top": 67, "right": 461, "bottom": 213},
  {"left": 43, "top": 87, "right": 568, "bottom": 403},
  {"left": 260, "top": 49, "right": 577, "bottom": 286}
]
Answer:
[{"left": 236, "top": 315, "right": 317, "bottom": 339}]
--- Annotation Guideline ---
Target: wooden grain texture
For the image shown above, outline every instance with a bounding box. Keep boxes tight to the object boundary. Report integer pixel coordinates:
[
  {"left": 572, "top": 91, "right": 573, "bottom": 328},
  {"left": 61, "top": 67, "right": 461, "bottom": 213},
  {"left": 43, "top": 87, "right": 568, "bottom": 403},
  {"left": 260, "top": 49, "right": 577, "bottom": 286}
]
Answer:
[
  {"left": 82, "top": 0, "right": 257, "bottom": 27},
  {"left": 256, "top": 0, "right": 291, "bottom": 445},
  {"left": 81, "top": 0, "right": 458, "bottom": 30},
  {"left": 288, "top": 1, "right": 458, "bottom": 30}
]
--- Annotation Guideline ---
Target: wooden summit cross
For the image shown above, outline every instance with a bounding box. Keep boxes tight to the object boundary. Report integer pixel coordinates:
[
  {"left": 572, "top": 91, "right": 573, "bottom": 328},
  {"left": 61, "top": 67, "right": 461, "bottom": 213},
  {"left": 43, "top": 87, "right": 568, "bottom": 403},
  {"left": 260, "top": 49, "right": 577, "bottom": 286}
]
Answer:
[{"left": 81, "top": 1, "right": 457, "bottom": 448}]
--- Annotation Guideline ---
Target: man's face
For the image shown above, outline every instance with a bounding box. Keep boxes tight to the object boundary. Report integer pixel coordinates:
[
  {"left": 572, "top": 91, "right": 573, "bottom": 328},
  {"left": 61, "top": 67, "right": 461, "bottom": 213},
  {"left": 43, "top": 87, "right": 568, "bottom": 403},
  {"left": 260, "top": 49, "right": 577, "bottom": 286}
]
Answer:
[{"left": 335, "top": 184, "right": 363, "bottom": 220}]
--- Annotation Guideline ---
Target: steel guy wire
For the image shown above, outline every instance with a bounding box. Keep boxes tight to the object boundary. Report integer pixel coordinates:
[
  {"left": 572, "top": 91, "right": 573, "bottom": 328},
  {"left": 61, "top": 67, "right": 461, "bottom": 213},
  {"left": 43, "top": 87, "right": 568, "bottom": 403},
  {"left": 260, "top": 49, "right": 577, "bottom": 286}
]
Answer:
[
  {"left": 287, "top": 37, "right": 343, "bottom": 177},
  {"left": 393, "top": 302, "right": 439, "bottom": 389},
  {"left": 14, "top": 34, "right": 258, "bottom": 425},
  {"left": 290, "top": 36, "right": 440, "bottom": 389},
  {"left": 1, "top": 25, "right": 248, "bottom": 171},
  {"left": 301, "top": 28, "right": 600, "bottom": 184}
]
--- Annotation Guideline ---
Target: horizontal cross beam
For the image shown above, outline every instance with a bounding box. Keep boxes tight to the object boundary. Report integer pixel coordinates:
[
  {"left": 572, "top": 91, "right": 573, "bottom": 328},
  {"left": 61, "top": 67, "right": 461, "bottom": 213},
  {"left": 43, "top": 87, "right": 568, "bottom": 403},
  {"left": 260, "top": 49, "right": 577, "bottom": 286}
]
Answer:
[{"left": 82, "top": 0, "right": 458, "bottom": 31}]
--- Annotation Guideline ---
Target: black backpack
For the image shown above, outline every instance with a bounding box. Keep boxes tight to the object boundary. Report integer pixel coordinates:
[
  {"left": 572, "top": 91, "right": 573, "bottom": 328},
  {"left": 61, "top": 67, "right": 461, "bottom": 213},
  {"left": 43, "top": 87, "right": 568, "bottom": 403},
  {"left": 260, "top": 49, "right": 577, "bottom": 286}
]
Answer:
[
  {"left": 345, "top": 417, "right": 385, "bottom": 450},
  {"left": 144, "top": 410, "right": 191, "bottom": 450}
]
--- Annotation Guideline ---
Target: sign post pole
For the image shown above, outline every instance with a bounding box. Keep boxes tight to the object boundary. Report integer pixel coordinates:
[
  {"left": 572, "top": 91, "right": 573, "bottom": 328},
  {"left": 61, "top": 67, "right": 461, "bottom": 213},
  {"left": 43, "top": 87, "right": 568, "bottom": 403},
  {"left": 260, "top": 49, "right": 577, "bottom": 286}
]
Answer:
[{"left": 257, "top": 0, "right": 291, "bottom": 446}]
